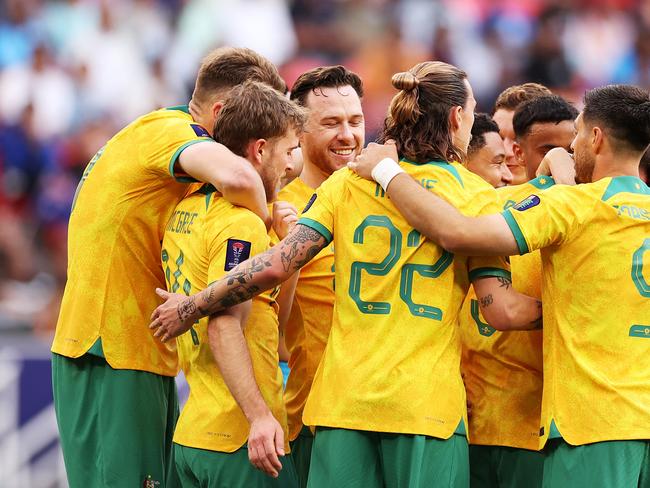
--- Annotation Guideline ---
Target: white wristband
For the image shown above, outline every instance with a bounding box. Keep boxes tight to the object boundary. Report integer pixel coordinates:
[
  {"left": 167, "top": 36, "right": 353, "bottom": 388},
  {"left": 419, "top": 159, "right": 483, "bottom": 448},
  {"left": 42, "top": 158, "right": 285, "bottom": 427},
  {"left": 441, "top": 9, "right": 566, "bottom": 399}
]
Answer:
[{"left": 371, "top": 158, "right": 405, "bottom": 191}]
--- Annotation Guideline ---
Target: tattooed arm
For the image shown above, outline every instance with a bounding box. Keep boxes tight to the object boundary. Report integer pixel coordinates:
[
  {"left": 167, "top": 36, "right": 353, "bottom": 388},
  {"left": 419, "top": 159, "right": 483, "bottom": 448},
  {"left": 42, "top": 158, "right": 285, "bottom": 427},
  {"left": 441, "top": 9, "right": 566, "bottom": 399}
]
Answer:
[
  {"left": 472, "top": 275, "right": 542, "bottom": 331},
  {"left": 150, "top": 224, "right": 328, "bottom": 342}
]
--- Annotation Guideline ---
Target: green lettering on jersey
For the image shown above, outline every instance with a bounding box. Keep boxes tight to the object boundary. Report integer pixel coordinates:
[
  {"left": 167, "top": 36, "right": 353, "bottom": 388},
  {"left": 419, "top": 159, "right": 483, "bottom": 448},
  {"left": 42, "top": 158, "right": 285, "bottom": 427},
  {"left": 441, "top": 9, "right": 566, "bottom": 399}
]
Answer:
[
  {"left": 629, "top": 325, "right": 650, "bottom": 338},
  {"left": 349, "top": 216, "right": 401, "bottom": 314},
  {"left": 347, "top": 216, "right": 453, "bottom": 319},
  {"left": 632, "top": 239, "right": 650, "bottom": 297},
  {"left": 470, "top": 299, "right": 496, "bottom": 337}
]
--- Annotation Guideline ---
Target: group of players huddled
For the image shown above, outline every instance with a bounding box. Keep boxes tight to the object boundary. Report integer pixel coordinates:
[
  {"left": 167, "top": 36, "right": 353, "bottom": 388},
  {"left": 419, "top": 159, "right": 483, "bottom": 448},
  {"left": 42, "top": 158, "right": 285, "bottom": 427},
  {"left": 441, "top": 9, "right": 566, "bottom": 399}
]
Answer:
[{"left": 51, "top": 46, "right": 649, "bottom": 488}]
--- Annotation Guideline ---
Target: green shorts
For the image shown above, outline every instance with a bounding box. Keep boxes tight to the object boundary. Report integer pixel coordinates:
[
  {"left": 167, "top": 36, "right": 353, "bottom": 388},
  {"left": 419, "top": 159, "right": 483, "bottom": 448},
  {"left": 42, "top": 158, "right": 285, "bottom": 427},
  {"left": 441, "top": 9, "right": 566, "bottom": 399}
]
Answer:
[
  {"left": 52, "top": 353, "right": 179, "bottom": 488},
  {"left": 174, "top": 442, "right": 298, "bottom": 487},
  {"left": 291, "top": 426, "right": 314, "bottom": 488},
  {"left": 469, "top": 444, "right": 543, "bottom": 488},
  {"left": 307, "top": 427, "right": 469, "bottom": 488},
  {"left": 543, "top": 438, "right": 650, "bottom": 488}
]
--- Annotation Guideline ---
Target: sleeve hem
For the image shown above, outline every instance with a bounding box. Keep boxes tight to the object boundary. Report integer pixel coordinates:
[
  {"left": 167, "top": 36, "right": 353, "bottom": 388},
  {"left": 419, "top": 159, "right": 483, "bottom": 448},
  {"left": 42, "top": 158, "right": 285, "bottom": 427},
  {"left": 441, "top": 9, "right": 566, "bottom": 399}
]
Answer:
[
  {"left": 501, "top": 210, "right": 529, "bottom": 255},
  {"left": 168, "top": 139, "right": 213, "bottom": 182},
  {"left": 468, "top": 267, "right": 512, "bottom": 281},
  {"left": 297, "top": 217, "right": 333, "bottom": 244}
]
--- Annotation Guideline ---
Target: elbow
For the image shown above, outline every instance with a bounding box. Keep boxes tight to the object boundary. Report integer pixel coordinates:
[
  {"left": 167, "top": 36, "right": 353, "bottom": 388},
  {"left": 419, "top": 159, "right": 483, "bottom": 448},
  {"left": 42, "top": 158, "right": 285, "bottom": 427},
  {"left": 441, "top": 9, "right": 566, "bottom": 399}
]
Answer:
[
  {"left": 482, "top": 304, "right": 516, "bottom": 331},
  {"left": 437, "top": 228, "right": 468, "bottom": 254},
  {"left": 266, "top": 265, "right": 289, "bottom": 286}
]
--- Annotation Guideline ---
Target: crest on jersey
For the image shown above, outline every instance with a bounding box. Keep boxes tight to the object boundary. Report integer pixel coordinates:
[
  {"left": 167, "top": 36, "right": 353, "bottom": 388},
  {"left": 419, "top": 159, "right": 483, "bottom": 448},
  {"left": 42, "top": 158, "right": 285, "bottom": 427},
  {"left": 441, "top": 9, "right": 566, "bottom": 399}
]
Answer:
[
  {"left": 225, "top": 239, "right": 252, "bottom": 270},
  {"left": 513, "top": 195, "right": 540, "bottom": 212}
]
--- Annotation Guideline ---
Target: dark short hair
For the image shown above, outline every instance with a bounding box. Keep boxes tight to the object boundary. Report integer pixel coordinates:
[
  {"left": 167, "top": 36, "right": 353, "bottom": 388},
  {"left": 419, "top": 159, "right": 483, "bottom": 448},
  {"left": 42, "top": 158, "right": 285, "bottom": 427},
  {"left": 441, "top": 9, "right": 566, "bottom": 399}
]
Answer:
[
  {"left": 213, "top": 81, "right": 307, "bottom": 157},
  {"left": 493, "top": 83, "right": 551, "bottom": 112},
  {"left": 513, "top": 95, "right": 579, "bottom": 139},
  {"left": 583, "top": 85, "right": 650, "bottom": 153},
  {"left": 468, "top": 113, "right": 500, "bottom": 157},
  {"left": 290, "top": 65, "right": 363, "bottom": 107}
]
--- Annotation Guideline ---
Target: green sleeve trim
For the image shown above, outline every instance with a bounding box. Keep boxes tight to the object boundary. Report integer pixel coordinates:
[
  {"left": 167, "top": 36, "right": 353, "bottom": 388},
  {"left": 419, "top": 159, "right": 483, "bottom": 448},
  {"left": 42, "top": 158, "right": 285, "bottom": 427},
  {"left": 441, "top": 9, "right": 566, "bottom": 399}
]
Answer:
[
  {"left": 501, "top": 210, "right": 529, "bottom": 255},
  {"left": 469, "top": 267, "right": 512, "bottom": 281},
  {"left": 297, "top": 217, "right": 333, "bottom": 244},
  {"left": 168, "top": 139, "right": 212, "bottom": 183}
]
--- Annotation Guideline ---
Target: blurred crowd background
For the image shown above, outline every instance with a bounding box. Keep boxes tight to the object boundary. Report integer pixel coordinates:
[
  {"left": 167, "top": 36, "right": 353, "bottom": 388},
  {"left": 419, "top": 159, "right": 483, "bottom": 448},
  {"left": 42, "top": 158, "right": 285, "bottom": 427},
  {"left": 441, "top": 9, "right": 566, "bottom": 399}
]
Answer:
[{"left": 1, "top": 0, "right": 649, "bottom": 336}]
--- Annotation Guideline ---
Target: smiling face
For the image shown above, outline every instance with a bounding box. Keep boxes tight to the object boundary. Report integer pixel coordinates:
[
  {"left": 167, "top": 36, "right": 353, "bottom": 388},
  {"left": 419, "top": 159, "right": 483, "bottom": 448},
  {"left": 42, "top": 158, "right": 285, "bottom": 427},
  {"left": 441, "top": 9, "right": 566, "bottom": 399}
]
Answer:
[
  {"left": 300, "top": 85, "right": 365, "bottom": 175},
  {"left": 467, "top": 131, "right": 512, "bottom": 188}
]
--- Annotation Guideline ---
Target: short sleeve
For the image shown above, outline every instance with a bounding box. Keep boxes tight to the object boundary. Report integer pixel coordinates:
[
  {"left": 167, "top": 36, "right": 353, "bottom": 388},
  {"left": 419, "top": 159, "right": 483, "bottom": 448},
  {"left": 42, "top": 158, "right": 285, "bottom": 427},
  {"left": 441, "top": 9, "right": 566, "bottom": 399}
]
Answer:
[
  {"left": 205, "top": 209, "right": 269, "bottom": 285},
  {"left": 296, "top": 169, "right": 348, "bottom": 244},
  {"left": 141, "top": 110, "right": 214, "bottom": 182},
  {"left": 501, "top": 185, "right": 585, "bottom": 255},
  {"left": 497, "top": 176, "right": 556, "bottom": 211},
  {"left": 463, "top": 183, "right": 512, "bottom": 280}
]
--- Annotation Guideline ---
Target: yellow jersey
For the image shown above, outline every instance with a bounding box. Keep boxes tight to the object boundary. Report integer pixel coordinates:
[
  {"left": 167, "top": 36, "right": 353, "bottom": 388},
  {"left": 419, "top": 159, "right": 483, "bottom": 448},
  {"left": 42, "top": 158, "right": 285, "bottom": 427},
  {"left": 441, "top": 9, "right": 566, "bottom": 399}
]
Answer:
[
  {"left": 163, "top": 185, "right": 288, "bottom": 452},
  {"left": 502, "top": 176, "right": 650, "bottom": 447},
  {"left": 299, "top": 161, "right": 510, "bottom": 438},
  {"left": 459, "top": 175, "right": 554, "bottom": 449},
  {"left": 52, "top": 106, "right": 213, "bottom": 376},
  {"left": 276, "top": 177, "right": 335, "bottom": 441}
]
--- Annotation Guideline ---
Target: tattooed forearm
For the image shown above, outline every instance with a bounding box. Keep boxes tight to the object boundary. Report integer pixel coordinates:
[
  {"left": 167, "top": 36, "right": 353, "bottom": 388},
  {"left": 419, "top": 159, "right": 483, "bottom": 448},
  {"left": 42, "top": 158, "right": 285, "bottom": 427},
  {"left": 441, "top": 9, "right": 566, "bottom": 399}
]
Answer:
[
  {"left": 188, "top": 225, "right": 327, "bottom": 319},
  {"left": 279, "top": 224, "right": 327, "bottom": 272},
  {"left": 294, "top": 244, "right": 323, "bottom": 270},
  {"left": 178, "top": 296, "right": 198, "bottom": 322},
  {"left": 284, "top": 225, "right": 324, "bottom": 245},
  {"left": 479, "top": 294, "right": 493, "bottom": 308},
  {"left": 280, "top": 242, "right": 300, "bottom": 272},
  {"left": 497, "top": 276, "right": 512, "bottom": 290},
  {"left": 220, "top": 285, "right": 261, "bottom": 309}
]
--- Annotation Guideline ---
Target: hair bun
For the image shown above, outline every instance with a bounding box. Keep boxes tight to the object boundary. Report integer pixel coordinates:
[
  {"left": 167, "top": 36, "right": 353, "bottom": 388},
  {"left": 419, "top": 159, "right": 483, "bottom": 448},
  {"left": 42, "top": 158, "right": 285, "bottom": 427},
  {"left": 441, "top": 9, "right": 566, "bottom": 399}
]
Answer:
[{"left": 392, "top": 71, "right": 419, "bottom": 91}]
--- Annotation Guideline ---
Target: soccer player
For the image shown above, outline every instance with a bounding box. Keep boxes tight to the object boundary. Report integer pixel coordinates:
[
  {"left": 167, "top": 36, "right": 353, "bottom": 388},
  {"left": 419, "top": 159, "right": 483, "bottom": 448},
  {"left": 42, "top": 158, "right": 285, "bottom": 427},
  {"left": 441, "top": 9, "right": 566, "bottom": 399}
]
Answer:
[
  {"left": 164, "top": 81, "right": 306, "bottom": 487},
  {"left": 465, "top": 113, "right": 513, "bottom": 188},
  {"left": 512, "top": 94, "right": 579, "bottom": 182},
  {"left": 492, "top": 83, "right": 552, "bottom": 184},
  {"left": 458, "top": 94, "right": 579, "bottom": 488},
  {"left": 280, "top": 65, "right": 364, "bottom": 487},
  {"left": 348, "top": 84, "right": 650, "bottom": 487},
  {"left": 51, "top": 47, "right": 286, "bottom": 488},
  {"left": 150, "top": 61, "right": 543, "bottom": 487}
]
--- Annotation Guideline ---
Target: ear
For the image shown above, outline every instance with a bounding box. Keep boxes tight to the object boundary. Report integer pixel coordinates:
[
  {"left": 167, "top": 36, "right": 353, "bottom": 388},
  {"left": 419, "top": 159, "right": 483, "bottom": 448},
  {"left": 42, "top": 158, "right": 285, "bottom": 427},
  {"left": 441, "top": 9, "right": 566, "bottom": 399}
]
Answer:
[
  {"left": 211, "top": 101, "right": 225, "bottom": 120},
  {"left": 512, "top": 141, "right": 525, "bottom": 164},
  {"left": 591, "top": 126, "right": 604, "bottom": 154},
  {"left": 245, "top": 139, "right": 267, "bottom": 169},
  {"left": 449, "top": 106, "right": 463, "bottom": 132}
]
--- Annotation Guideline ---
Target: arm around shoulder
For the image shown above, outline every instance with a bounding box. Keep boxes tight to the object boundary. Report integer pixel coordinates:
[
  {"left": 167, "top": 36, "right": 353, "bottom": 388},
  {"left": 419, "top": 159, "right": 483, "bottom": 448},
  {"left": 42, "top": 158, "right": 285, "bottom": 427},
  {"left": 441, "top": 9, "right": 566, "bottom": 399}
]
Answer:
[
  {"left": 385, "top": 173, "right": 520, "bottom": 256},
  {"left": 178, "top": 141, "right": 270, "bottom": 227}
]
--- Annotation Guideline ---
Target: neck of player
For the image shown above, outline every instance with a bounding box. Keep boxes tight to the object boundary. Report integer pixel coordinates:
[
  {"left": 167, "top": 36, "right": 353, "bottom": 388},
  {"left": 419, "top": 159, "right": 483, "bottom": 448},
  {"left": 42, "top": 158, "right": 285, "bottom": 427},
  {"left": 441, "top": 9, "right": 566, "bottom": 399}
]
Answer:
[
  {"left": 300, "top": 159, "right": 331, "bottom": 189},
  {"left": 593, "top": 153, "right": 643, "bottom": 181}
]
